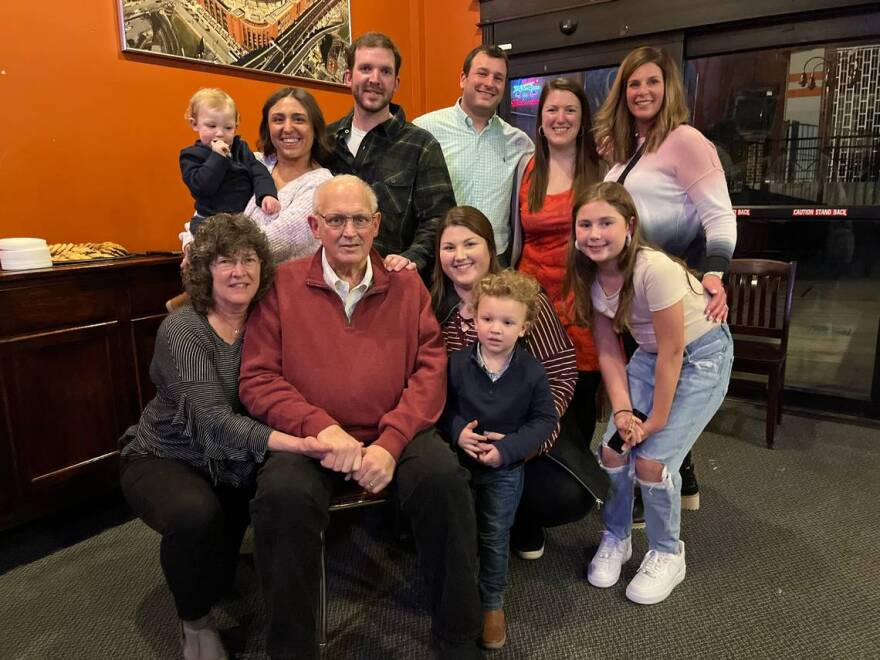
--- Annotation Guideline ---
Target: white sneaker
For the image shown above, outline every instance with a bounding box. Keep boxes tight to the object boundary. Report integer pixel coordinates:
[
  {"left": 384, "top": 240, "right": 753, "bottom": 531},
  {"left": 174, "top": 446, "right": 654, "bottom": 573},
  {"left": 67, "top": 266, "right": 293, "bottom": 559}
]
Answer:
[
  {"left": 587, "top": 531, "right": 632, "bottom": 588},
  {"left": 180, "top": 617, "right": 229, "bottom": 660},
  {"left": 625, "top": 541, "right": 686, "bottom": 605}
]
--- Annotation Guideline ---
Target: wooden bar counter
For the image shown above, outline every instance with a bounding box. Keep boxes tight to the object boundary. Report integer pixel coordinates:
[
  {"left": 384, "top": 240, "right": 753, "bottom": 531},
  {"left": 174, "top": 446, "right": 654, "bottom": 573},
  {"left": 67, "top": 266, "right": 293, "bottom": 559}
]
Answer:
[{"left": 0, "top": 255, "right": 181, "bottom": 530}]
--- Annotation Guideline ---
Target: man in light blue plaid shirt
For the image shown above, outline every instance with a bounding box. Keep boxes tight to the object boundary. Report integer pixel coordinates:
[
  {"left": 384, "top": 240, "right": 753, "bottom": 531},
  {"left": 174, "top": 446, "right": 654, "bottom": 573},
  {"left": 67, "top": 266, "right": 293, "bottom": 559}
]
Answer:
[{"left": 414, "top": 46, "right": 533, "bottom": 262}]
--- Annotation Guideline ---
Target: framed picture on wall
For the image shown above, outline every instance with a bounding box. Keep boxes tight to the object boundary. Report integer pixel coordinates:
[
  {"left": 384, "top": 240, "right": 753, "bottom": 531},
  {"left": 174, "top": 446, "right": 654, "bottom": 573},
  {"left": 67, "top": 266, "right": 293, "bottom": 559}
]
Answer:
[{"left": 117, "top": 0, "right": 351, "bottom": 86}]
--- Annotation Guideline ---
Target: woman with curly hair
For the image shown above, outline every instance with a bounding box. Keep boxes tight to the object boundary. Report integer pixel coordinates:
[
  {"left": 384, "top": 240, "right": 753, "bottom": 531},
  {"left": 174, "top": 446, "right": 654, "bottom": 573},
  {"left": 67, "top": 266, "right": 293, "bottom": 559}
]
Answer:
[{"left": 120, "top": 214, "right": 333, "bottom": 660}]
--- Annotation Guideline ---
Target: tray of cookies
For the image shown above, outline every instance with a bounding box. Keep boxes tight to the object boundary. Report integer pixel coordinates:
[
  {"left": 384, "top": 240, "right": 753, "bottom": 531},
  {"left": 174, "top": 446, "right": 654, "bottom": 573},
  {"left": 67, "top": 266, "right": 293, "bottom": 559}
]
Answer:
[{"left": 49, "top": 242, "right": 131, "bottom": 264}]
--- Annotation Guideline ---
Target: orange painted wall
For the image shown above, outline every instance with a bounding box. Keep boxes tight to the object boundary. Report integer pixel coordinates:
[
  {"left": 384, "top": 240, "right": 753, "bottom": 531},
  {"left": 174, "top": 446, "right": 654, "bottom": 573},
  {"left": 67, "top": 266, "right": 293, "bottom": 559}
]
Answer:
[
  {"left": 419, "top": 1, "right": 482, "bottom": 111},
  {"left": 0, "top": 1, "right": 479, "bottom": 252}
]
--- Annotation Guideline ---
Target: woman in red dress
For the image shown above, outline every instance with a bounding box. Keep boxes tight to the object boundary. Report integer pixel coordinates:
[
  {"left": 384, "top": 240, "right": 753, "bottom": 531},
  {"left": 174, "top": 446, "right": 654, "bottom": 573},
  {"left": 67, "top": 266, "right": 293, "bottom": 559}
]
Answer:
[{"left": 509, "top": 77, "right": 605, "bottom": 553}]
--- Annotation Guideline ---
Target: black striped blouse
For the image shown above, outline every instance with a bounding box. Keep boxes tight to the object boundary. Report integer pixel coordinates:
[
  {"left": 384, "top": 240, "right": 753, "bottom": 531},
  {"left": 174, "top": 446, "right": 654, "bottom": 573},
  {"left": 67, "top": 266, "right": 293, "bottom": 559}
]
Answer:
[
  {"left": 120, "top": 305, "right": 272, "bottom": 486},
  {"left": 440, "top": 292, "right": 577, "bottom": 454}
]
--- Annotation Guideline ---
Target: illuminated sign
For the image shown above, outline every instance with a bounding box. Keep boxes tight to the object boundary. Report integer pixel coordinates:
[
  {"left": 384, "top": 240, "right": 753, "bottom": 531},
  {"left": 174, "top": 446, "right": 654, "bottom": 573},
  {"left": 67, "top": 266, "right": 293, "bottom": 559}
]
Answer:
[
  {"left": 511, "top": 77, "right": 544, "bottom": 108},
  {"left": 792, "top": 208, "right": 848, "bottom": 216},
  {"left": 734, "top": 207, "right": 850, "bottom": 218}
]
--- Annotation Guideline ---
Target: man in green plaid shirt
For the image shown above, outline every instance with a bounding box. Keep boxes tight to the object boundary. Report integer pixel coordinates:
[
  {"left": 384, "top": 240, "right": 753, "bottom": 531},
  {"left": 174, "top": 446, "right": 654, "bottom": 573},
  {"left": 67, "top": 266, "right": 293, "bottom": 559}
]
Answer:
[{"left": 327, "top": 32, "right": 456, "bottom": 277}]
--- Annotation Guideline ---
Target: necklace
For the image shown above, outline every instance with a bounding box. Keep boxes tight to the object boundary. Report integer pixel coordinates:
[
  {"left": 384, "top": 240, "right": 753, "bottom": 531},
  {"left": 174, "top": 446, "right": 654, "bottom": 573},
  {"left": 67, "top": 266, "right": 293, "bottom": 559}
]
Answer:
[
  {"left": 210, "top": 312, "right": 245, "bottom": 340},
  {"left": 597, "top": 271, "right": 624, "bottom": 297}
]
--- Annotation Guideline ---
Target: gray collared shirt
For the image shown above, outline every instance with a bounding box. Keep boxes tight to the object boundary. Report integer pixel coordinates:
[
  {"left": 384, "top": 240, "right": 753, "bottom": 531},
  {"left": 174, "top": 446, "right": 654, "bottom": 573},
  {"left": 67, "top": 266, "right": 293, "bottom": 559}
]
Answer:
[{"left": 474, "top": 342, "right": 514, "bottom": 382}]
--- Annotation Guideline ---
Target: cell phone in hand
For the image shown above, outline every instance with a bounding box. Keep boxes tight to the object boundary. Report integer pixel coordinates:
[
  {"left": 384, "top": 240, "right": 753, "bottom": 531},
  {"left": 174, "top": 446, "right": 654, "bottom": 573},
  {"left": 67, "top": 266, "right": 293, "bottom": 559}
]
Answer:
[{"left": 607, "top": 409, "right": 648, "bottom": 453}]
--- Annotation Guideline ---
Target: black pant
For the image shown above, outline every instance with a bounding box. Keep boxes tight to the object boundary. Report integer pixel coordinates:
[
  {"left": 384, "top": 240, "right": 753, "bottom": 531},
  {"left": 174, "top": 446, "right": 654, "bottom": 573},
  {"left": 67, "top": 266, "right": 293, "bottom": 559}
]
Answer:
[
  {"left": 120, "top": 454, "right": 253, "bottom": 621},
  {"left": 516, "top": 371, "right": 602, "bottom": 530},
  {"left": 250, "top": 428, "right": 482, "bottom": 660}
]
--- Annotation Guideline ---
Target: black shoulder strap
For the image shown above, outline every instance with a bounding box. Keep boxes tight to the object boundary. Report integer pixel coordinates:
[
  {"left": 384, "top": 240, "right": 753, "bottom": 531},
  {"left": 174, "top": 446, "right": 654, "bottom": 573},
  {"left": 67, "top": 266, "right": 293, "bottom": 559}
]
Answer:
[{"left": 616, "top": 141, "right": 647, "bottom": 185}]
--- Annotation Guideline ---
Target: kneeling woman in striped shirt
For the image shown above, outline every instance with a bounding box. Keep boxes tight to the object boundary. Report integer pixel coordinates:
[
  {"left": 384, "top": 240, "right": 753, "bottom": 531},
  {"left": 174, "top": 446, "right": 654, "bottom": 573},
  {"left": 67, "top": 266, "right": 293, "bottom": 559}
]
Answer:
[
  {"left": 120, "top": 214, "right": 334, "bottom": 659},
  {"left": 431, "top": 206, "right": 608, "bottom": 566}
]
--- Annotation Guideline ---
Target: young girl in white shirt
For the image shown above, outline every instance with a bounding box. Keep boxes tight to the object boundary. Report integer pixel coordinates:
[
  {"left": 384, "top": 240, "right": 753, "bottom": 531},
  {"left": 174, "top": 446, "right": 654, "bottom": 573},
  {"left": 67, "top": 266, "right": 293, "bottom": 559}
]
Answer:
[{"left": 565, "top": 181, "right": 733, "bottom": 604}]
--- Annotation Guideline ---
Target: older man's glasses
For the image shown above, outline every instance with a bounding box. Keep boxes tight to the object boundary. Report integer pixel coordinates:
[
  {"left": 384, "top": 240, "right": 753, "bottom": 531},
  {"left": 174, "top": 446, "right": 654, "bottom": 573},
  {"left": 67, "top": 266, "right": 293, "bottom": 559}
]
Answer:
[{"left": 317, "top": 213, "right": 376, "bottom": 229}]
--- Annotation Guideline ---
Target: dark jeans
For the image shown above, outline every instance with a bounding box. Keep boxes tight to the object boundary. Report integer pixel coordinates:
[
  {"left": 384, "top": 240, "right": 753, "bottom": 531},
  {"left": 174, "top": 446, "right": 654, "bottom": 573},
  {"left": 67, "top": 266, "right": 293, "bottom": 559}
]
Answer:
[
  {"left": 470, "top": 465, "right": 524, "bottom": 610},
  {"left": 250, "top": 428, "right": 481, "bottom": 660},
  {"left": 515, "top": 371, "right": 601, "bottom": 530},
  {"left": 119, "top": 454, "right": 253, "bottom": 621}
]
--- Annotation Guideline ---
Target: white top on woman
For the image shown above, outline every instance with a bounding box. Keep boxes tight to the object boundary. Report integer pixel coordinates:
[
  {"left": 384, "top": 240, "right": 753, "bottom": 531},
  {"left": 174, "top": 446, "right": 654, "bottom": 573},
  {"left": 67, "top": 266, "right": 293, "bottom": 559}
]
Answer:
[
  {"left": 592, "top": 248, "right": 717, "bottom": 353},
  {"left": 243, "top": 154, "right": 332, "bottom": 264}
]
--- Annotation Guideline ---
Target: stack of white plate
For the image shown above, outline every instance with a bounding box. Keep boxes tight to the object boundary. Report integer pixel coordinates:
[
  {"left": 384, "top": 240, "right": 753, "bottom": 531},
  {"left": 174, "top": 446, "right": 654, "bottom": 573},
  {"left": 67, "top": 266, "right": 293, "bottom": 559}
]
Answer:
[{"left": 0, "top": 238, "right": 53, "bottom": 271}]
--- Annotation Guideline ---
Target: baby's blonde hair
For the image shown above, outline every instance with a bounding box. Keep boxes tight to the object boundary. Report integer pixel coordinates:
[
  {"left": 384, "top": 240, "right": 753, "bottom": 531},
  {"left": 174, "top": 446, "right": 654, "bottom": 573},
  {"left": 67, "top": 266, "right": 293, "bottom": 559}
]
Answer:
[
  {"left": 472, "top": 270, "right": 541, "bottom": 326},
  {"left": 184, "top": 88, "right": 239, "bottom": 124}
]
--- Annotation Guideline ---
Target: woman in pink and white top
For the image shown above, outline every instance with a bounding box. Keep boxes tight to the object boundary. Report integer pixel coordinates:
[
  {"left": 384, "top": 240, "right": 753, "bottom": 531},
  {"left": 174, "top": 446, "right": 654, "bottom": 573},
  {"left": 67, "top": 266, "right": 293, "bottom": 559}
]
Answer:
[
  {"left": 593, "top": 47, "right": 737, "bottom": 509},
  {"left": 594, "top": 47, "right": 735, "bottom": 320}
]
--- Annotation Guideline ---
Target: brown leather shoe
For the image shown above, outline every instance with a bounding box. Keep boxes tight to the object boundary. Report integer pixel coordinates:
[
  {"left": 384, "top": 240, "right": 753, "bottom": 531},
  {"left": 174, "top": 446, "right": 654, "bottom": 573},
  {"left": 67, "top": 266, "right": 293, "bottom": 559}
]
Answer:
[{"left": 481, "top": 608, "right": 506, "bottom": 649}]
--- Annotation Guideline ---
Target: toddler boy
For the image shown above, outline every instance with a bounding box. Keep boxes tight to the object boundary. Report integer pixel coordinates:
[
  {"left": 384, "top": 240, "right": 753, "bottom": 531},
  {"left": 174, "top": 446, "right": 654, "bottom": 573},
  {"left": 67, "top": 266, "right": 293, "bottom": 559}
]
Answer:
[{"left": 441, "top": 269, "right": 557, "bottom": 649}]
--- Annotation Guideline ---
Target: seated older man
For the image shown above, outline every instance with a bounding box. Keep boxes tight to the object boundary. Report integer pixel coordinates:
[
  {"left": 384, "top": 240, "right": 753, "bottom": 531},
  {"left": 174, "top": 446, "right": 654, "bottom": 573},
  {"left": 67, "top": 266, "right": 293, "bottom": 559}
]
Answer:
[{"left": 239, "top": 174, "right": 482, "bottom": 659}]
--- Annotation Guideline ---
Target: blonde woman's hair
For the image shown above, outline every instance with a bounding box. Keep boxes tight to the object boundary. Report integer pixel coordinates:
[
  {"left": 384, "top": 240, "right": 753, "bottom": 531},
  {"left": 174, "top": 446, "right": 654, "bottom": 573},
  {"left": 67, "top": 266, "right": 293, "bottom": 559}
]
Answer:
[
  {"left": 593, "top": 47, "right": 689, "bottom": 164},
  {"left": 184, "top": 88, "right": 239, "bottom": 124},
  {"left": 472, "top": 270, "right": 542, "bottom": 327}
]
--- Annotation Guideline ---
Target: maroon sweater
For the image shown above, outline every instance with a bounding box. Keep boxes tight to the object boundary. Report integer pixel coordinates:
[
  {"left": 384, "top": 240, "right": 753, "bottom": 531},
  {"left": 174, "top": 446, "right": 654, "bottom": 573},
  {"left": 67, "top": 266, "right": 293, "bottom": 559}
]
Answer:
[{"left": 239, "top": 249, "right": 447, "bottom": 460}]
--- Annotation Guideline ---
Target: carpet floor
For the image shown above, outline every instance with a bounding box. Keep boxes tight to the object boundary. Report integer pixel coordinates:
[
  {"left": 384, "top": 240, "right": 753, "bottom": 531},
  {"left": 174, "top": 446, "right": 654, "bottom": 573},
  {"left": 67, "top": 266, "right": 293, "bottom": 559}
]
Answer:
[{"left": 1, "top": 399, "right": 878, "bottom": 659}]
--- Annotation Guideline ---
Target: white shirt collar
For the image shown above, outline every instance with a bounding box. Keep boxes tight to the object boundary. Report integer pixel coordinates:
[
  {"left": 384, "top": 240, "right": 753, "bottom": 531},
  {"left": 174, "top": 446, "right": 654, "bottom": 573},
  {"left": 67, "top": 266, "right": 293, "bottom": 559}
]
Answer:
[{"left": 321, "top": 249, "right": 373, "bottom": 293}]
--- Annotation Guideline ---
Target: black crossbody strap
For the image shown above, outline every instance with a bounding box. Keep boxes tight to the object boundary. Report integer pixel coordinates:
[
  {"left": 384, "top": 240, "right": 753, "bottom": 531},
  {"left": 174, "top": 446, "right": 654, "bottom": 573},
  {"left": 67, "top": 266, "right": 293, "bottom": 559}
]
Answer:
[{"left": 616, "top": 141, "right": 647, "bottom": 185}]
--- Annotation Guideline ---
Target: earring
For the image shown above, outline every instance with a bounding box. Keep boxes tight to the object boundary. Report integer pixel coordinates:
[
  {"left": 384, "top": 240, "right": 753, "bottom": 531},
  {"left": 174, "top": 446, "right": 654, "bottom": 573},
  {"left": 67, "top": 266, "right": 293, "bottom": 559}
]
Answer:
[
  {"left": 625, "top": 234, "right": 632, "bottom": 247},
  {"left": 538, "top": 126, "right": 545, "bottom": 137},
  {"left": 573, "top": 237, "right": 579, "bottom": 250}
]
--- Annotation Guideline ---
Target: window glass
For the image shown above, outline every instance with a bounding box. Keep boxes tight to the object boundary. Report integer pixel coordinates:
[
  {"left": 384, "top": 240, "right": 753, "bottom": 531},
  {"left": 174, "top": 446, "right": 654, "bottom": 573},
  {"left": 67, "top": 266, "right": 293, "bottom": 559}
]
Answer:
[
  {"left": 686, "top": 42, "right": 880, "bottom": 401},
  {"left": 507, "top": 45, "right": 880, "bottom": 402},
  {"left": 685, "top": 43, "right": 880, "bottom": 207}
]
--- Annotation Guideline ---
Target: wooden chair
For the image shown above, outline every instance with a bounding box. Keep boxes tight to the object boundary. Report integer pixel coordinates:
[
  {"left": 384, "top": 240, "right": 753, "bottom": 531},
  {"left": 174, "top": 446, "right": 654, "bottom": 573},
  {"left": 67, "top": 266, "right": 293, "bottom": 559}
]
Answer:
[
  {"left": 724, "top": 259, "right": 797, "bottom": 448},
  {"left": 319, "top": 486, "right": 390, "bottom": 647}
]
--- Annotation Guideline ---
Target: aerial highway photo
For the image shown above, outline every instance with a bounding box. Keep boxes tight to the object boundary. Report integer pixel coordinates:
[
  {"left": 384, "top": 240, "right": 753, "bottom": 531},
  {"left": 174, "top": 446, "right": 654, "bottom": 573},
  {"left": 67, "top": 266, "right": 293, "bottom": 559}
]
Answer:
[{"left": 119, "top": 0, "right": 350, "bottom": 83}]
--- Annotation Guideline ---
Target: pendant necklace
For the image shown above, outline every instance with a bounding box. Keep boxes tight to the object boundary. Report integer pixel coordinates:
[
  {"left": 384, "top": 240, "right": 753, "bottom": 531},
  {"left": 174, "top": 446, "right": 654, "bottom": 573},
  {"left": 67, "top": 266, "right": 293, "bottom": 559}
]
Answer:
[{"left": 213, "top": 313, "right": 245, "bottom": 339}]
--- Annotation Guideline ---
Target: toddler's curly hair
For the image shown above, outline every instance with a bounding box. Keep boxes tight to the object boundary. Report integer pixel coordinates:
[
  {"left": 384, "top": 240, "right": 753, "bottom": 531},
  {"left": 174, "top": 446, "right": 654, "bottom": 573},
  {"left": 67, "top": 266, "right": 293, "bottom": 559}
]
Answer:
[{"left": 471, "top": 269, "right": 541, "bottom": 326}]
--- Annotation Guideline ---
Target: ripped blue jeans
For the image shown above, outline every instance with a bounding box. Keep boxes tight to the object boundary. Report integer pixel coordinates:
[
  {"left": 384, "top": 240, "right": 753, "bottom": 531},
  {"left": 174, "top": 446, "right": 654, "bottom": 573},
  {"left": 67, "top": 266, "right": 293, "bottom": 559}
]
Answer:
[{"left": 599, "top": 325, "right": 733, "bottom": 553}]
